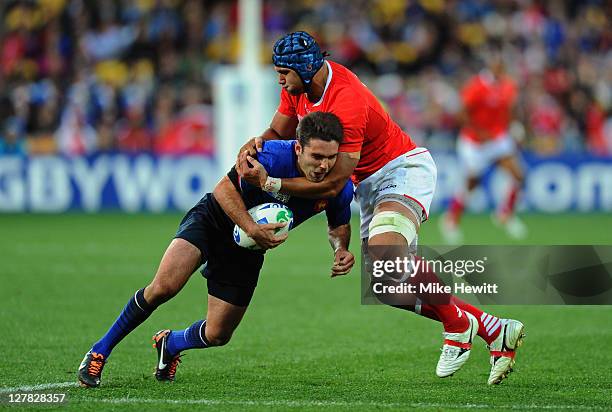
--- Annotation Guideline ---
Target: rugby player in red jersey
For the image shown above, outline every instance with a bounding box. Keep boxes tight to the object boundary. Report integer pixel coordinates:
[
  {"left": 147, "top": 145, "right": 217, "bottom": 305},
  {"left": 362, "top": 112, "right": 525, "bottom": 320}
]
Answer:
[
  {"left": 236, "top": 32, "right": 524, "bottom": 384},
  {"left": 442, "top": 53, "right": 527, "bottom": 244}
]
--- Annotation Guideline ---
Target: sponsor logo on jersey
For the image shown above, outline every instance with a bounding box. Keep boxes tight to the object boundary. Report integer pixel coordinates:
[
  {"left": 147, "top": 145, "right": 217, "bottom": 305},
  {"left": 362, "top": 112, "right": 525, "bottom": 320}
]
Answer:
[{"left": 378, "top": 183, "right": 397, "bottom": 192}]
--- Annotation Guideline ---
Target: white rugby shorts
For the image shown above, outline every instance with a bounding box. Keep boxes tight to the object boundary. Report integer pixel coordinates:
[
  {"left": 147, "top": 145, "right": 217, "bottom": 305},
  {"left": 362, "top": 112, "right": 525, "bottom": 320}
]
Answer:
[
  {"left": 457, "top": 133, "right": 516, "bottom": 177},
  {"left": 355, "top": 147, "right": 437, "bottom": 240}
]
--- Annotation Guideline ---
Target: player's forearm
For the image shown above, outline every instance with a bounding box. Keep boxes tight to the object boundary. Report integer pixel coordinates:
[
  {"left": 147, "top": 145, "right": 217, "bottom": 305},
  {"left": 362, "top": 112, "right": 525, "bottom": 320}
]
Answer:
[
  {"left": 280, "top": 176, "right": 344, "bottom": 199},
  {"left": 328, "top": 224, "right": 351, "bottom": 252},
  {"left": 213, "top": 177, "right": 258, "bottom": 235}
]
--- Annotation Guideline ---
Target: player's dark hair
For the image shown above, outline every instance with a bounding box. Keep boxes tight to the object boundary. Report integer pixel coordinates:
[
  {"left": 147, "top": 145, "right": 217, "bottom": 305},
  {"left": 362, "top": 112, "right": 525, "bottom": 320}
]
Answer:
[{"left": 297, "top": 112, "right": 344, "bottom": 147}]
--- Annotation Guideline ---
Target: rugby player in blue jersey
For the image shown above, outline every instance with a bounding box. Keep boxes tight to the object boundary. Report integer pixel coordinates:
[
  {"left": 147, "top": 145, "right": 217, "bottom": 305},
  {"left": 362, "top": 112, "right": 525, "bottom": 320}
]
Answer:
[{"left": 78, "top": 112, "right": 355, "bottom": 387}]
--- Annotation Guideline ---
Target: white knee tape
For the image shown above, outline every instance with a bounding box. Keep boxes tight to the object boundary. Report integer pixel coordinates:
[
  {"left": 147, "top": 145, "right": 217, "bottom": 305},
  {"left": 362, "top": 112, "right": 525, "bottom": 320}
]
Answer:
[{"left": 368, "top": 211, "right": 417, "bottom": 245}]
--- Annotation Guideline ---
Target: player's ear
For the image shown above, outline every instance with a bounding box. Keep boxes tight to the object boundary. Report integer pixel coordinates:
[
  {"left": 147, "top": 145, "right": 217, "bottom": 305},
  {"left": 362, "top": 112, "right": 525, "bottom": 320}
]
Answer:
[{"left": 295, "top": 141, "right": 303, "bottom": 156}]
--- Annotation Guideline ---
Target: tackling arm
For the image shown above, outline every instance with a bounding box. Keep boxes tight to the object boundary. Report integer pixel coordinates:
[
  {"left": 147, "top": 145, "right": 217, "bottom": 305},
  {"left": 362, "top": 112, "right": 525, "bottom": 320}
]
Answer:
[
  {"left": 240, "top": 151, "right": 359, "bottom": 199},
  {"left": 281, "top": 152, "right": 359, "bottom": 198},
  {"left": 261, "top": 111, "right": 299, "bottom": 141}
]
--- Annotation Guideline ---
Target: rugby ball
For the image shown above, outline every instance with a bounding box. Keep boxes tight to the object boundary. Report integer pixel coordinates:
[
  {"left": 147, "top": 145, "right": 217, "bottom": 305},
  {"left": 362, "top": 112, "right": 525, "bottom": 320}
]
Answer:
[{"left": 233, "top": 203, "right": 294, "bottom": 249}]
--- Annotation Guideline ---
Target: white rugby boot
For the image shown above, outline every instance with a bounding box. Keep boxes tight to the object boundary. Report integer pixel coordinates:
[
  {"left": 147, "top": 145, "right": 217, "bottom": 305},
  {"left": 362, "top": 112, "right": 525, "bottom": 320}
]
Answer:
[
  {"left": 492, "top": 213, "right": 528, "bottom": 240},
  {"left": 436, "top": 311, "right": 478, "bottom": 377},
  {"left": 487, "top": 319, "right": 525, "bottom": 385}
]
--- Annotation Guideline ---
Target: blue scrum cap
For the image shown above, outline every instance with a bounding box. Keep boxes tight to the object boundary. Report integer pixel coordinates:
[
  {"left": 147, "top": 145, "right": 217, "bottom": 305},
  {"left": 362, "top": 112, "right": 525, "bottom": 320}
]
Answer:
[{"left": 272, "top": 31, "right": 325, "bottom": 90}]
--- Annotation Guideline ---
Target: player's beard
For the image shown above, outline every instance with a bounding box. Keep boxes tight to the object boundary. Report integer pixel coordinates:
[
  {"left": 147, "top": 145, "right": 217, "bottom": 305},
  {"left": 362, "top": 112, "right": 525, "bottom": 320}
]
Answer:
[{"left": 285, "top": 84, "right": 304, "bottom": 95}]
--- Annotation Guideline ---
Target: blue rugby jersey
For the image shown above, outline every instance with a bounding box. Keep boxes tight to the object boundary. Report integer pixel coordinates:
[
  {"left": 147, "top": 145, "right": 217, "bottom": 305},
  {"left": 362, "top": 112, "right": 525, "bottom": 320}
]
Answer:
[{"left": 238, "top": 140, "right": 353, "bottom": 230}]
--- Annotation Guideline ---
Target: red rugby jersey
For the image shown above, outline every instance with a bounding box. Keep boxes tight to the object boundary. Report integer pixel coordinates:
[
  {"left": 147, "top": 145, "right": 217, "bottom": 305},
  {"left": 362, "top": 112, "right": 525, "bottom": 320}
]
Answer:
[
  {"left": 460, "top": 72, "right": 517, "bottom": 143},
  {"left": 277, "top": 61, "right": 416, "bottom": 184}
]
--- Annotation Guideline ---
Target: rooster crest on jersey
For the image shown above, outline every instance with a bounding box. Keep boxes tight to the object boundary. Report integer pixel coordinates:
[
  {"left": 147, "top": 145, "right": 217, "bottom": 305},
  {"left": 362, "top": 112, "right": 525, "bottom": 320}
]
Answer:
[{"left": 273, "top": 31, "right": 324, "bottom": 91}]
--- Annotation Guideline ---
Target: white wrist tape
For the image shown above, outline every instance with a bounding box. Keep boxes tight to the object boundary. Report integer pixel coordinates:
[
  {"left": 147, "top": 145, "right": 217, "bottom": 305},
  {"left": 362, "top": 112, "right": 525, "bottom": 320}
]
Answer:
[{"left": 263, "top": 176, "right": 281, "bottom": 193}]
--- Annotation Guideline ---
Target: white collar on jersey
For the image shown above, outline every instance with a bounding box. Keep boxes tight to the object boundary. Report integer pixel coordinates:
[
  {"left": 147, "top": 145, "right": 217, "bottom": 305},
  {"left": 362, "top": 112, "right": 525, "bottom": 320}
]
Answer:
[{"left": 312, "top": 61, "right": 333, "bottom": 107}]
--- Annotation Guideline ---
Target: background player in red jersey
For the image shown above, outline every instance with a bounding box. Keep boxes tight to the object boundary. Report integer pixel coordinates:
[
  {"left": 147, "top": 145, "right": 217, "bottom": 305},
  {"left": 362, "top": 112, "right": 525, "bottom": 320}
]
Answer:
[
  {"left": 236, "top": 32, "right": 524, "bottom": 384},
  {"left": 442, "top": 52, "right": 527, "bottom": 244}
]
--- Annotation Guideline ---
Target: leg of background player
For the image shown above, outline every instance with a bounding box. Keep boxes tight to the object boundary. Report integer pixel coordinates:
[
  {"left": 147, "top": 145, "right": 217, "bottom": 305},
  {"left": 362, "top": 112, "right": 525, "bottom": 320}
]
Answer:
[
  {"left": 451, "top": 175, "right": 480, "bottom": 223},
  {"left": 496, "top": 155, "right": 524, "bottom": 222},
  {"left": 494, "top": 155, "right": 527, "bottom": 239},
  {"left": 442, "top": 175, "right": 480, "bottom": 244}
]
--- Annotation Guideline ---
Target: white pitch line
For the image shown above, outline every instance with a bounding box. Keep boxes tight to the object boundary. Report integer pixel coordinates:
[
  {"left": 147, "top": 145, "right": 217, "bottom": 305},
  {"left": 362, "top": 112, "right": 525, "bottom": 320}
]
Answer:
[
  {"left": 85, "top": 397, "right": 608, "bottom": 410},
  {"left": 0, "top": 382, "right": 77, "bottom": 394}
]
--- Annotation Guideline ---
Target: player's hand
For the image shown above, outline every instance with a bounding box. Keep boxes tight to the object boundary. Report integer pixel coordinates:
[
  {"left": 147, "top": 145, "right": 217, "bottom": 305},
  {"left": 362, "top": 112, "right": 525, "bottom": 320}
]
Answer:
[
  {"left": 331, "top": 248, "right": 355, "bottom": 277},
  {"left": 248, "top": 222, "right": 288, "bottom": 250},
  {"left": 237, "top": 154, "right": 268, "bottom": 188},
  {"left": 235, "top": 137, "right": 264, "bottom": 169}
]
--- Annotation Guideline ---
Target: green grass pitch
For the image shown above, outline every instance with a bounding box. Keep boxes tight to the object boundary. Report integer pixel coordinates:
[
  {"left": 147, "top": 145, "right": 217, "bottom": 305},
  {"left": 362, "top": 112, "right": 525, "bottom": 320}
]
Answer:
[{"left": 1, "top": 213, "right": 611, "bottom": 411}]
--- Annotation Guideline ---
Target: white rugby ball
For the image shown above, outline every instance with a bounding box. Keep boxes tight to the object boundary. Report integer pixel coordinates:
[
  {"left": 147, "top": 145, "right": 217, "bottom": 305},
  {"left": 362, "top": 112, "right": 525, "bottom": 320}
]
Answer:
[{"left": 233, "top": 203, "right": 294, "bottom": 249}]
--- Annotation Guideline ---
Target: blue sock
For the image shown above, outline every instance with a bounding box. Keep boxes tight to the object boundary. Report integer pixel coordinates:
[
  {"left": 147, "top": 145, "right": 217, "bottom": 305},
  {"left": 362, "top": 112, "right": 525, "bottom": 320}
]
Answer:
[
  {"left": 166, "top": 320, "right": 209, "bottom": 356},
  {"left": 91, "top": 288, "right": 156, "bottom": 358}
]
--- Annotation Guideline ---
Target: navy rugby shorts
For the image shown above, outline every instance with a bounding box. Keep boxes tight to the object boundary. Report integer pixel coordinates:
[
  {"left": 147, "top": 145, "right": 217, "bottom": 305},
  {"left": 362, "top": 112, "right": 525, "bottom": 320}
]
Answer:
[{"left": 175, "top": 196, "right": 264, "bottom": 307}]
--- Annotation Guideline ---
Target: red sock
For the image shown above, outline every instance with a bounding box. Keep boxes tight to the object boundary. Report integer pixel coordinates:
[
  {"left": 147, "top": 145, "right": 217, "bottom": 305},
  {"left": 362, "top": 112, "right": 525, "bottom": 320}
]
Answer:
[
  {"left": 424, "top": 304, "right": 468, "bottom": 333},
  {"left": 448, "top": 196, "right": 465, "bottom": 224},
  {"left": 416, "top": 304, "right": 439, "bottom": 322},
  {"left": 451, "top": 297, "right": 502, "bottom": 345},
  {"left": 398, "top": 257, "right": 503, "bottom": 343},
  {"left": 499, "top": 184, "right": 520, "bottom": 219},
  {"left": 406, "top": 257, "right": 468, "bottom": 333},
  {"left": 396, "top": 303, "right": 468, "bottom": 333}
]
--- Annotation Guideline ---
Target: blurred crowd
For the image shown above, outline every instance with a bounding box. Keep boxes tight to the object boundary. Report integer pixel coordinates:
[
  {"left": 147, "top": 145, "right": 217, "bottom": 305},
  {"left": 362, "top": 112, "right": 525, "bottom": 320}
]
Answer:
[{"left": 0, "top": 0, "right": 610, "bottom": 156}]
